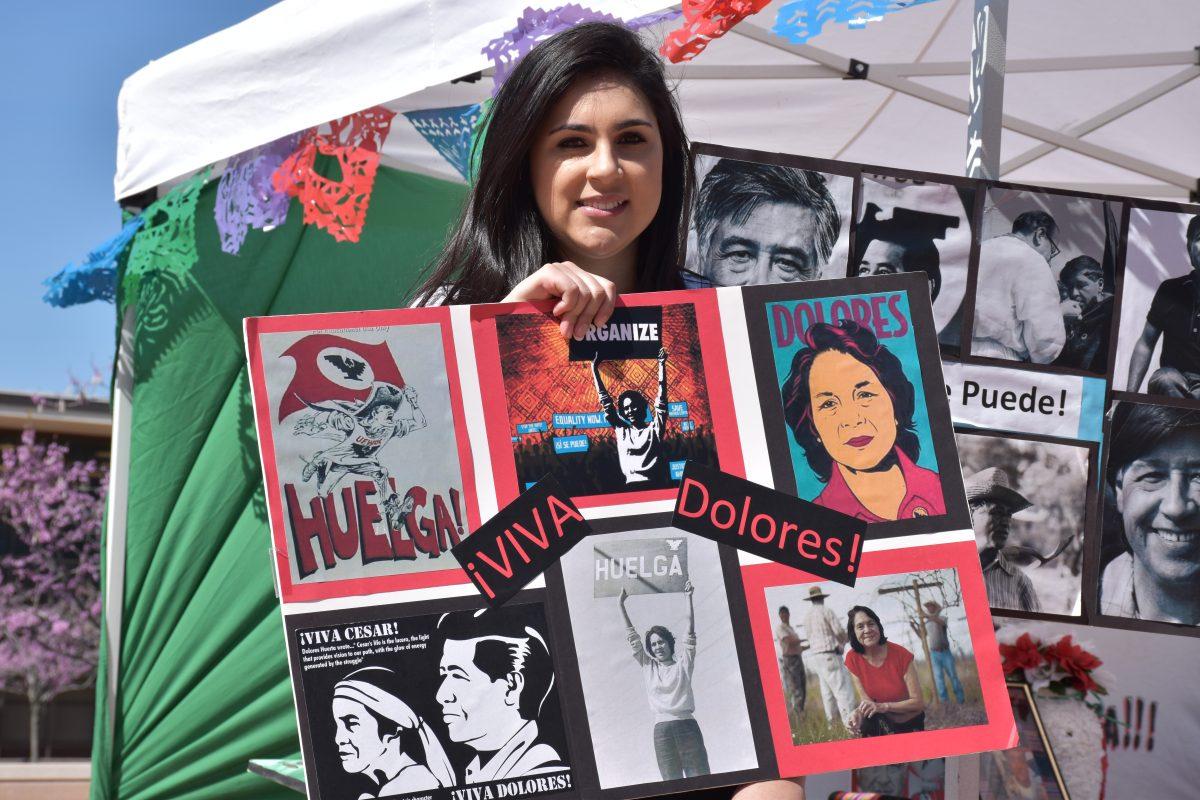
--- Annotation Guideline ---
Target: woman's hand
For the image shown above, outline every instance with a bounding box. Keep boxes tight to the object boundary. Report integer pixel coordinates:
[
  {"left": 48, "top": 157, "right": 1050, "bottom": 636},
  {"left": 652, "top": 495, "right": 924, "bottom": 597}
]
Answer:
[
  {"left": 847, "top": 708, "right": 862, "bottom": 734},
  {"left": 858, "top": 700, "right": 879, "bottom": 719},
  {"left": 503, "top": 262, "right": 617, "bottom": 339}
]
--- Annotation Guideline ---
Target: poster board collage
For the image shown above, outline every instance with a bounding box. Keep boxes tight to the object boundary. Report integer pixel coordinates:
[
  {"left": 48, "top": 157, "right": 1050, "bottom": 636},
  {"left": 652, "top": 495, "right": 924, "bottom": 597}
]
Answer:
[
  {"left": 246, "top": 274, "right": 1015, "bottom": 800},
  {"left": 687, "top": 142, "right": 1200, "bottom": 642}
]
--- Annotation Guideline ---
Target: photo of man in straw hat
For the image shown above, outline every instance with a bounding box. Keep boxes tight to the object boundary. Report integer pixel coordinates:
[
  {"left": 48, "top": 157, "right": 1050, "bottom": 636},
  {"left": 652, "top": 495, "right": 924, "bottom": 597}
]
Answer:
[
  {"left": 802, "top": 584, "right": 857, "bottom": 729},
  {"left": 966, "top": 467, "right": 1042, "bottom": 613}
]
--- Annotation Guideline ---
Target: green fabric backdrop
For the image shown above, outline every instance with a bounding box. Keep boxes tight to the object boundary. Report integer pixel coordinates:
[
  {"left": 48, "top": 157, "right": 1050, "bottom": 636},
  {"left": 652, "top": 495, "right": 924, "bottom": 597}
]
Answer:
[{"left": 90, "top": 165, "right": 467, "bottom": 799}]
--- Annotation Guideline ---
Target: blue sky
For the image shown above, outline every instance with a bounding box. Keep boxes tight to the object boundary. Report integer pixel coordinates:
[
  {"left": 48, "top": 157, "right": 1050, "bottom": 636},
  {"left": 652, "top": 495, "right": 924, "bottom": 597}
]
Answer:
[{"left": 0, "top": 1, "right": 272, "bottom": 395}]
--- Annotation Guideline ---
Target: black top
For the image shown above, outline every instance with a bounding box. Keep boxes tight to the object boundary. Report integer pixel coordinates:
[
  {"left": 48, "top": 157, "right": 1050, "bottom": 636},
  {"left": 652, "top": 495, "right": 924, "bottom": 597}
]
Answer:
[
  {"left": 1054, "top": 295, "right": 1113, "bottom": 373},
  {"left": 1148, "top": 272, "right": 1200, "bottom": 376}
]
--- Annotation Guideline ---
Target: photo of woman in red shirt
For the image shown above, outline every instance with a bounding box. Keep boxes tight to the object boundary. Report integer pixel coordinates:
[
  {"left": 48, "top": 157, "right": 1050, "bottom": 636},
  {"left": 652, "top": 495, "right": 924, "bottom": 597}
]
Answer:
[{"left": 842, "top": 605, "right": 926, "bottom": 737}]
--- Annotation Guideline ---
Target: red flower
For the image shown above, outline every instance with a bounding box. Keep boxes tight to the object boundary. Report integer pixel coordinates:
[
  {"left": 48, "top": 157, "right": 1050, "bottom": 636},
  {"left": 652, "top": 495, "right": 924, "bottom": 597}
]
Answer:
[
  {"left": 999, "top": 632, "right": 1043, "bottom": 675},
  {"left": 1044, "top": 635, "right": 1102, "bottom": 692}
]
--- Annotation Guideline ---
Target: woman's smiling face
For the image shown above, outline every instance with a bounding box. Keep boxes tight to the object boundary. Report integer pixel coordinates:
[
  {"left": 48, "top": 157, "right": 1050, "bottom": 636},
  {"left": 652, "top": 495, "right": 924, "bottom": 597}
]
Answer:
[
  {"left": 1116, "top": 429, "right": 1200, "bottom": 589},
  {"left": 808, "top": 350, "right": 898, "bottom": 472},
  {"left": 529, "top": 72, "right": 663, "bottom": 268},
  {"left": 852, "top": 611, "right": 882, "bottom": 648}
]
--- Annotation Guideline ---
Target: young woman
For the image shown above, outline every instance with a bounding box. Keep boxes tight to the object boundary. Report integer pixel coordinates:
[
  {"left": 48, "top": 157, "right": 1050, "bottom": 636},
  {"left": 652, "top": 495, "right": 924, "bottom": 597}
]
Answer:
[
  {"left": 413, "top": 21, "right": 690, "bottom": 333},
  {"left": 619, "top": 581, "right": 709, "bottom": 780},
  {"left": 416, "top": 21, "right": 804, "bottom": 800},
  {"left": 843, "top": 606, "right": 926, "bottom": 737}
]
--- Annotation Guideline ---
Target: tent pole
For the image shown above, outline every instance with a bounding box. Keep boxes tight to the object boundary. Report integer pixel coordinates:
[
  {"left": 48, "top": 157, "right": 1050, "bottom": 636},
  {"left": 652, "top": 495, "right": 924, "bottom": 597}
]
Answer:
[
  {"left": 102, "top": 307, "right": 135, "bottom": 752},
  {"left": 966, "top": 0, "right": 1008, "bottom": 179},
  {"left": 952, "top": 3, "right": 1008, "bottom": 794}
]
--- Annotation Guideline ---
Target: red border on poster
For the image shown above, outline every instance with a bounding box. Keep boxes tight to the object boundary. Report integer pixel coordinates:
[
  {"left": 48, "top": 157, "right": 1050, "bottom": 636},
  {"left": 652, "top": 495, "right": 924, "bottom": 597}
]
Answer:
[
  {"left": 740, "top": 540, "right": 1016, "bottom": 775},
  {"left": 470, "top": 289, "right": 745, "bottom": 510},
  {"left": 246, "top": 307, "right": 480, "bottom": 603}
]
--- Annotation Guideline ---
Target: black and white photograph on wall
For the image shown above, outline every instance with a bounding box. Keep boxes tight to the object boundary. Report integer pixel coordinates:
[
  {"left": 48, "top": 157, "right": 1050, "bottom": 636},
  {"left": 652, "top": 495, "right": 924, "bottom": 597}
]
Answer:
[
  {"left": 285, "top": 595, "right": 576, "bottom": 800},
  {"left": 969, "top": 186, "right": 1120, "bottom": 372},
  {"left": 1112, "top": 204, "right": 1200, "bottom": 399},
  {"left": 1099, "top": 400, "right": 1200, "bottom": 632},
  {"left": 551, "top": 520, "right": 762, "bottom": 791},
  {"left": 955, "top": 428, "right": 1093, "bottom": 617},
  {"left": 684, "top": 146, "right": 854, "bottom": 287},
  {"left": 856, "top": 172, "right": 977, "bottom": 350}
]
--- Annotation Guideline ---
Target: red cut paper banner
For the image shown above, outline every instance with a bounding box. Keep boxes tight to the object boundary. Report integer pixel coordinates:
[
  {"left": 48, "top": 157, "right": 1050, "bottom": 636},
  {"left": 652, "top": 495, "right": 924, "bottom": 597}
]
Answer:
[
  {"left": 272, "top": 106, "right": 397, "bottom": 243},
  {"left": 661, "top": 0, "right": 772, "bottom": 63}
]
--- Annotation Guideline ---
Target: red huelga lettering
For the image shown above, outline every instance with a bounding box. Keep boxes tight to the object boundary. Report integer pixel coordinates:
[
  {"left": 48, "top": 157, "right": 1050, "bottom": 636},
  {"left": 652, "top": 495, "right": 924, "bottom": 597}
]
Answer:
[
  {"left": 324, "top": 488, "right": 360, "bottom": 561},
  {"left": 285, "top": 484, "right": 334, "bottom": 578},
  {"left": 386, "top": 479, "right": 417, "bottom": 560},
  {"left": 402, "top": 486, "right": 440, "bottom": 557},
  {"left": 433, "top": 493, "right": 461, "bottom": 552},
  {"left": 356, "top": 481, "right": 395, "bottom": 564}
]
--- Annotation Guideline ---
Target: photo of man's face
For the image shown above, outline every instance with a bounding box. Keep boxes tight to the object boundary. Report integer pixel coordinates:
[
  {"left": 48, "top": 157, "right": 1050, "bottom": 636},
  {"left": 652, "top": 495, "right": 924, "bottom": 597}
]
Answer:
[
  {"left": 332, "top": 696, "right": 388, "bottom": 774},
  {"left": 436, "top": 638, "right": 520, "bottom": 749},
  {"left": 857, "top": 239, "right": 906, "bottom": 278},
  {"left": 1115, "top": 430, "right": 1200, "bottom": 588},
  {"left": 702, "top": 201, "right": 822, "bottom": 286},
  {"left": 1064, "top": 269, "right": 1104, "bottom": 308},
  {"left": 1188, "top": 231, "right": 1200, "bottom": 271},
  {"left": 971, "top": 501, "right": 1011, "bottom": 551}
]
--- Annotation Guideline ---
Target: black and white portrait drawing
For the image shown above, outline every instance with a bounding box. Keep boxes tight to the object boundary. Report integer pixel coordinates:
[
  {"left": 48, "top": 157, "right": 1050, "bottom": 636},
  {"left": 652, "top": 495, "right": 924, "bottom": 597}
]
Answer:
[{"left": 290, "top": 600, "right": 574, "bottom": 800}]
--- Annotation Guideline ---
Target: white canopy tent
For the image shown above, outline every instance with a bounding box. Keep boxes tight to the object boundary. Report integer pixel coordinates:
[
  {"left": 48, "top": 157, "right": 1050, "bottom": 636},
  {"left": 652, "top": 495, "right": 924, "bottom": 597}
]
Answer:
[{"left": 115, "top": 0, "right": 1199, "bottom": 202}]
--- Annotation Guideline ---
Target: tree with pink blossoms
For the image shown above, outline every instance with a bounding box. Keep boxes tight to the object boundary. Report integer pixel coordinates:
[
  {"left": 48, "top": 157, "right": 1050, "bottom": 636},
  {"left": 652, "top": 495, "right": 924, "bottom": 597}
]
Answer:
[{"left": 0, "top": 429, "right": 107, "bottom": 761}]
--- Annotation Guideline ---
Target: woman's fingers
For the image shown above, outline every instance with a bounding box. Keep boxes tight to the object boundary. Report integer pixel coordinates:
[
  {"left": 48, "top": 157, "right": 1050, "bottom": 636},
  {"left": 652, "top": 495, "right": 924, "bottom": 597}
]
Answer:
[
  {"left": 573, "top": 271, "right": 613, "bottom": 340},
  {"left": 553, "top": 267, "right": 592, "bottom": 339},
  {"left": 504, "top": 262, "right": 619, "bottom": 339},
  {"left": 549, "top": 263, "right": 615, "bottom": 339}
]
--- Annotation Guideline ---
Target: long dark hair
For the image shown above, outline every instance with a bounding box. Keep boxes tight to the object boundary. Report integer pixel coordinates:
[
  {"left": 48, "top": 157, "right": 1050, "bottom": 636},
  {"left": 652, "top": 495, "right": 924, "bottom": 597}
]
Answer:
[{"left": 413, "top": 22, "right": 691, "bottom": 306}]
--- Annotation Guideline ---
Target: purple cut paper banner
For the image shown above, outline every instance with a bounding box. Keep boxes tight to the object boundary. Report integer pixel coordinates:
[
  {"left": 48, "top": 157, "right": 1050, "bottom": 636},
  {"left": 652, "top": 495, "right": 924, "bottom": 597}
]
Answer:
[
  {"left": 215, "top": 133, "right": 301, "bottom": 255},
  {"left": 484, "top": 4, "right": 683, "bottom": 96}
]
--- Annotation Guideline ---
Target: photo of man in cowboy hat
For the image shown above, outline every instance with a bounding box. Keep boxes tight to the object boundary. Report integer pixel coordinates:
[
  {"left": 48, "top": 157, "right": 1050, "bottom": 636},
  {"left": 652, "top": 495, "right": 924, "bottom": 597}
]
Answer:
[
  {"left": 966, "top": 467, "right": 1042, "bottom": 612},
  {"left": 801, "top": 584, "right": 857, "bottom": 729}
]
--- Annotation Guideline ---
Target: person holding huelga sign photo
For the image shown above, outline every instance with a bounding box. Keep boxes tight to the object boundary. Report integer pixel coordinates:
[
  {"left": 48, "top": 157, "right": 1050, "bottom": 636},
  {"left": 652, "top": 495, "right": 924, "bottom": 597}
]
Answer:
[{"left": 619, "top": 580, "right": 710, "bottom": 780}]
